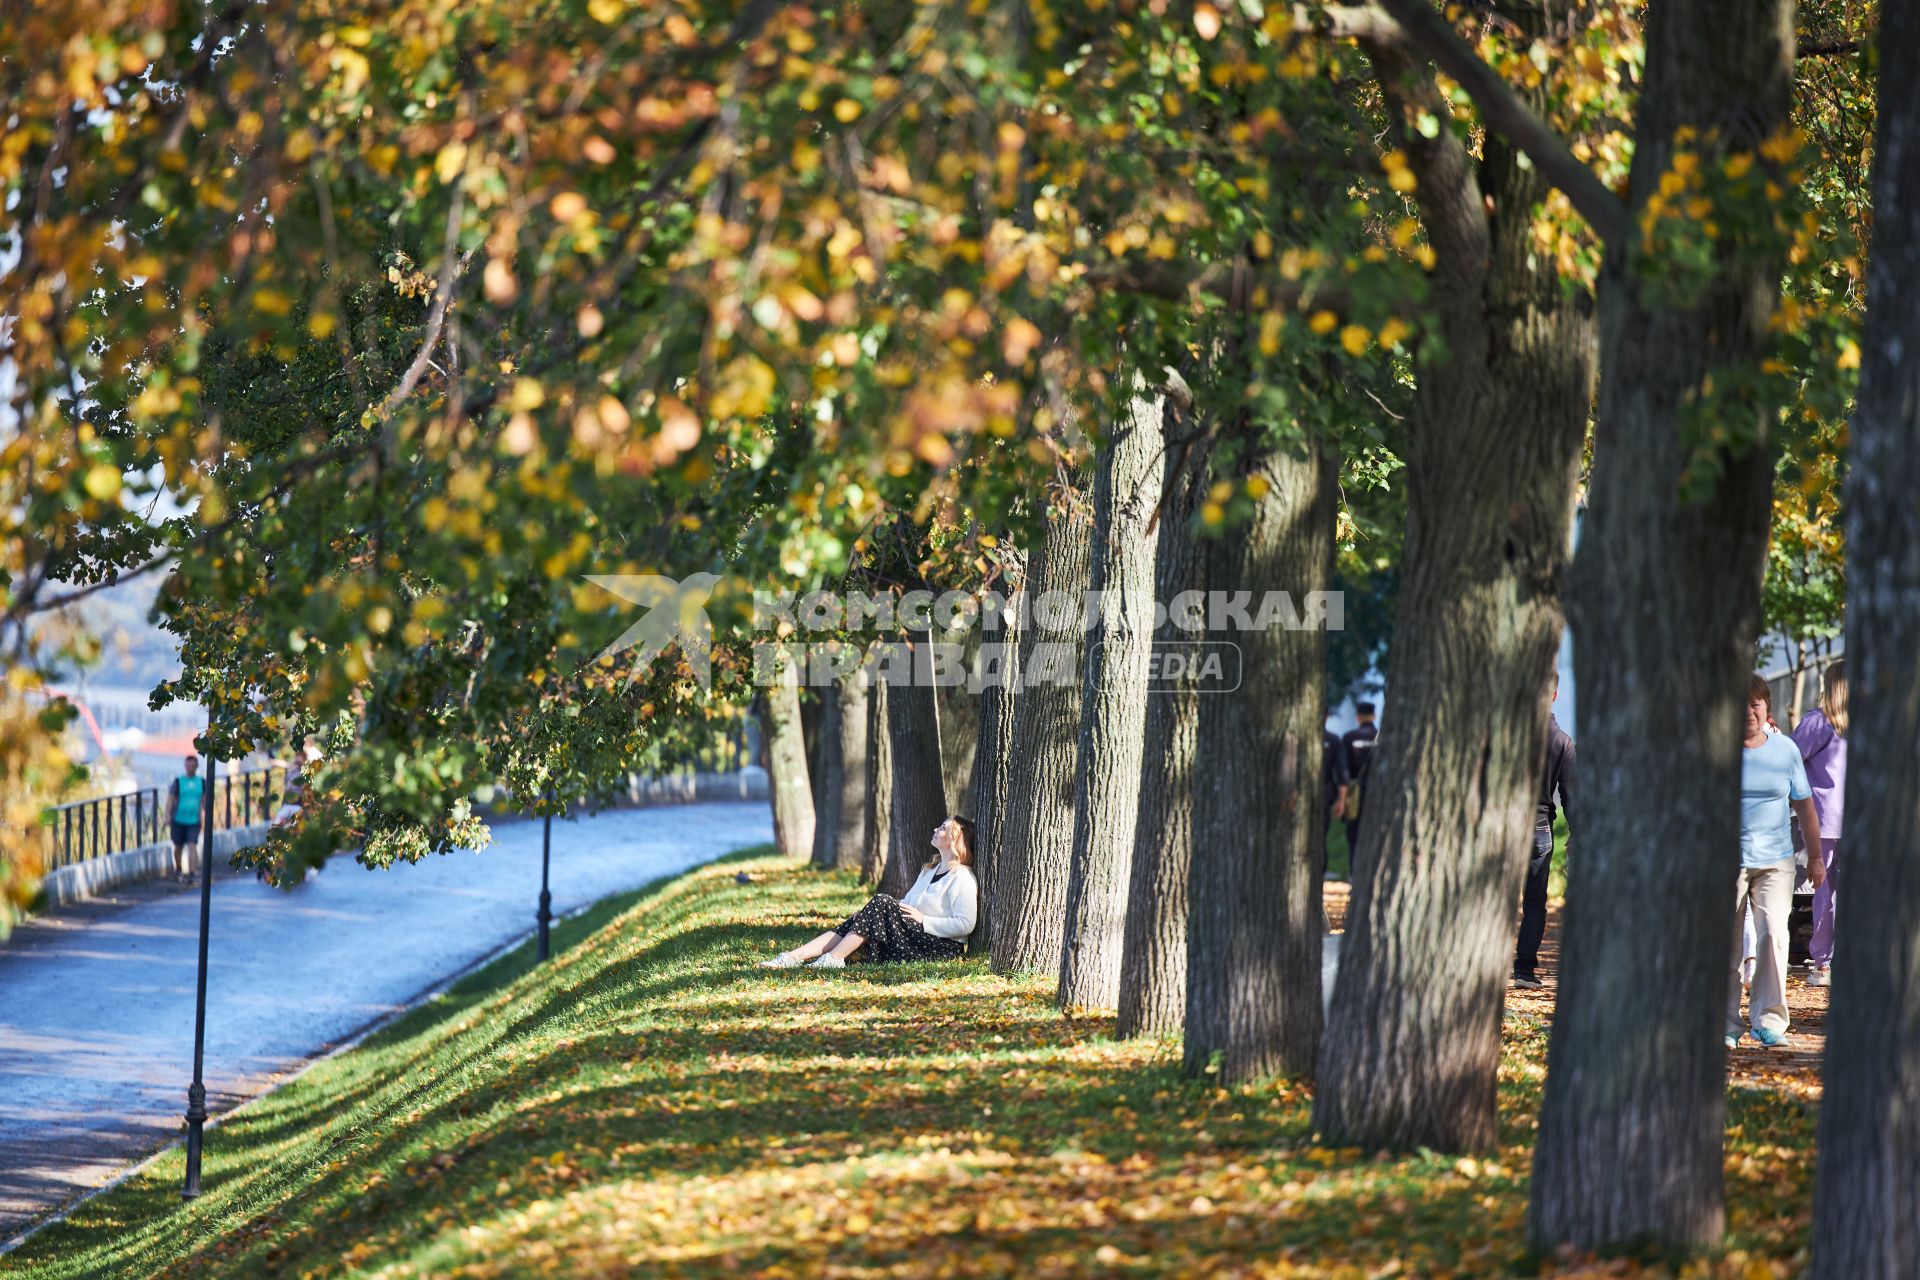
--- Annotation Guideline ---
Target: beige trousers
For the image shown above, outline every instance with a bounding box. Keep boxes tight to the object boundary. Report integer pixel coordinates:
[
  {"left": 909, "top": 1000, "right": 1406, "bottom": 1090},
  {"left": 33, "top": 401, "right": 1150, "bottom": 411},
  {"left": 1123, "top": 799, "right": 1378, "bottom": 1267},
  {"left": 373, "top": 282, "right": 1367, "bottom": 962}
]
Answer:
[{"left": 1729, "top": 860, "right": 1795, "bottom": 1037}]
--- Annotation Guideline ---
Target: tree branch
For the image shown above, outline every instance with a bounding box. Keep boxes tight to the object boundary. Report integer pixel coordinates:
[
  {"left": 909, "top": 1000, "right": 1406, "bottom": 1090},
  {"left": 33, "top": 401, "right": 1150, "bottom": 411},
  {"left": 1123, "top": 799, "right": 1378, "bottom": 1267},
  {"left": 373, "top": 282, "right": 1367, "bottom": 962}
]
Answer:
[
  {"left": 1797, "top": 37, "right": 1863, "bottom": 58},
  {"left": 1331, "top": 0, "right": 1632, "bottom": 248}
]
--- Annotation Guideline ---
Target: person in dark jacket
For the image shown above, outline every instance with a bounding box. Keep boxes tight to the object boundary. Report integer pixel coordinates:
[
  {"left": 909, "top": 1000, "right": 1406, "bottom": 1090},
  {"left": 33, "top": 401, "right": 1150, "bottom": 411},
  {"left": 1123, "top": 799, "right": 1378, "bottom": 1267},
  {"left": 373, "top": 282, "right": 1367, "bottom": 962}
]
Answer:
[
  {"left": 1513, "top": 672, "right": 1575, "bottom": 988},
  {"left": 1340, "top": 702, "right": 1379, "bottom": 854},
  {"left": 1321, "top": 724, "right": 1350, "bottom": 877}
]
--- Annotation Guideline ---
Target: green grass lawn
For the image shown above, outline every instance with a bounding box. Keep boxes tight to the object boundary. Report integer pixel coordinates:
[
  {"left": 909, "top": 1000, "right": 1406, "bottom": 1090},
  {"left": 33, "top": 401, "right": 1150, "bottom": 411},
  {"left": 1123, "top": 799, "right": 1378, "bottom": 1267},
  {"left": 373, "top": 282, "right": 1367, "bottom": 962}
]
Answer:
[{"left": 5, "top": 845, "right": 1814, "bottom": 1279}]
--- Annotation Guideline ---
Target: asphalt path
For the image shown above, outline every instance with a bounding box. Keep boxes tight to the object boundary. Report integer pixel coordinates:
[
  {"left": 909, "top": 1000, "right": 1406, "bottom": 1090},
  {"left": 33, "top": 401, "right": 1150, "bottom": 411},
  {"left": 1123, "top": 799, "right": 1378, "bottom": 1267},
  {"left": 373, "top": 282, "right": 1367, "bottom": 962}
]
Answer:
[{"left": 0, "top": 801, "right": 772, "bottom": 1235}]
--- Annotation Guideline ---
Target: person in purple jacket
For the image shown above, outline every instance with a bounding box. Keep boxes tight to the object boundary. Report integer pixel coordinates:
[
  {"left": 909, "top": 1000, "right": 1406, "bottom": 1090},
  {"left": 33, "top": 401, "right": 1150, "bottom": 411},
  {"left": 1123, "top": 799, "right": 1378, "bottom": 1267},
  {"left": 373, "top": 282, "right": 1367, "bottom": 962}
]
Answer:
[{"left": 1790, "top": 661, "right": 1848, "bottom": 988}]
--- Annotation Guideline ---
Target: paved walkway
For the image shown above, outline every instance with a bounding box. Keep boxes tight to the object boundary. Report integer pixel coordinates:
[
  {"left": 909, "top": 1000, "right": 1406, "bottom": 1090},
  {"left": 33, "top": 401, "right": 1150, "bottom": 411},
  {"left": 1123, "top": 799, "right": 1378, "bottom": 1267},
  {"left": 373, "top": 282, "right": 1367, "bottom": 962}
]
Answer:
[{"left": 0, "top": 801, "right": 771, "bottom": 1235}]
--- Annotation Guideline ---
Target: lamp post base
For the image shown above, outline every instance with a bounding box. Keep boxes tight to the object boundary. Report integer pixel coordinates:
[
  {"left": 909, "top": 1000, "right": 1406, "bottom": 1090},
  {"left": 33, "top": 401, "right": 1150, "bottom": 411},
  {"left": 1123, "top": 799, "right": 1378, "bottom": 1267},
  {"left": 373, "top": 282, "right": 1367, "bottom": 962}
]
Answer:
[{"left": 182, "top": 1081, "right": 206, "bottom": 1199}]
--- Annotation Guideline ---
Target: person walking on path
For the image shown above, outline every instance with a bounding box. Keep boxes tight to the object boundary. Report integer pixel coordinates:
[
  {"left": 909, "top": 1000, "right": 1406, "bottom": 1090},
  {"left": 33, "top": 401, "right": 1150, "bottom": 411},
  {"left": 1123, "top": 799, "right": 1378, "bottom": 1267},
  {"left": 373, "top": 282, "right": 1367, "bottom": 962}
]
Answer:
[
  {"left": 1790, "top": 661, "right": 1847, "bottom": 987},
  {"left": 167, "top": 755, "right": 205, "bottom": 880},
  {"left": 762, "top": 816, "right": 978, "bottom": 968},
  {"left": 1340, "top": 702, "right": 1379, "bottom": 855},
  {"left": 1730, "top": 674, "right": 1825, "bottom": 1049},
  {"left": 1512, "top": 672, "right": 1575, "bottom": 989}
]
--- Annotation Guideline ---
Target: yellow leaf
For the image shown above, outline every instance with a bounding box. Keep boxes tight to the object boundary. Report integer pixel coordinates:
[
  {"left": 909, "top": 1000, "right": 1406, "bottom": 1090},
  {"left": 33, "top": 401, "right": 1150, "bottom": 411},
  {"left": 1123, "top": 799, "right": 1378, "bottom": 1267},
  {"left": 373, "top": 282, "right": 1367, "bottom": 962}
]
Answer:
[
  {"left": 435, "top": 142, "right": 468, "bottom": 185},
  {"left": 510, "top": 379, "right": 545, "bottom": 412},
  {"left": 83, "top": 464, "right": 122, "bottom": 500},
  {"left": 1002, "top": 317, "right": 1043, "bottom": 365}
]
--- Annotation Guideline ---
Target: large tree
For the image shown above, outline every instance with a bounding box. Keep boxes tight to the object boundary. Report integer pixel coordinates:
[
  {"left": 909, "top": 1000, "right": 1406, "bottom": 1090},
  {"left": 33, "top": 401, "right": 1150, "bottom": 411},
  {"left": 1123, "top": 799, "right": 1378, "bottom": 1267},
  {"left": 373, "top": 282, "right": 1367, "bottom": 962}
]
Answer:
[
  {"left": 1810, "top": 5, "right": 1920, "bottom": 1274},
  {"left": 1058, "top": 391, "right": 1163, "bottom": 1011},
  {"left": 991, "top": 477, "right": 1094, "bottom": 976},
  {"left": 1529, "top": 0, "right": 1798, "bottom": 1253},
  {"left": 1316, "top": 0, "right": 1601, "bottom": 1152},
  {"left": 967, "top": 553, "right": 1026, "bottom": 954},
  {"left": 811, "top": 669, "right": 869, "bottom": 872},
  {"left": 879, "top": 632, "right": 948, "bottom": 896},
  {"left": 861, "top": 678, "right": 895, "bottom": 886},
  {"left": 1185, "top": 417, "right": 1337, "bottom": 1083},
  {"left": 760, "top": 677, "right": 815, "bottom": 860},
  {"left": 1117, "top": 381, "right": 1209, "bottom": 1038}
]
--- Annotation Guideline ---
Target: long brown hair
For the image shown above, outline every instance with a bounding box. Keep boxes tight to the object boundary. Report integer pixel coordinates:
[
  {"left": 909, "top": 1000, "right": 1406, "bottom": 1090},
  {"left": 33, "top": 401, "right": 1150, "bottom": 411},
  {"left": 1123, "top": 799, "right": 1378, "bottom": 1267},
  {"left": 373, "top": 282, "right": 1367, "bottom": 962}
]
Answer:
[{"left": 945, "top": 814, "right": 977, "bottom": 867}]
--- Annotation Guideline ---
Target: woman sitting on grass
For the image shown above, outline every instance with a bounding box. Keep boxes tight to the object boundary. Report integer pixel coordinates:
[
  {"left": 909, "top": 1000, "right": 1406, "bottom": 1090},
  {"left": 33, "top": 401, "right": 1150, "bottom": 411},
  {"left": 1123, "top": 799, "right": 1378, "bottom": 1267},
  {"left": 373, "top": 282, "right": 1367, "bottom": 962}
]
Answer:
[{"left": 762, "top": 815, "right": 978, "bottom": 969}]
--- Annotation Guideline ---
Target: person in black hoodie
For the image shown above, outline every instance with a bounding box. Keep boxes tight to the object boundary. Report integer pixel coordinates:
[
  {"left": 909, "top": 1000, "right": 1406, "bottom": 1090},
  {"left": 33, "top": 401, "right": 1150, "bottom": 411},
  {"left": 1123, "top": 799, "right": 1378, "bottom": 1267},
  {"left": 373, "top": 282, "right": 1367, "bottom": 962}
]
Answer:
[{"left": 1513, "top": 671, "right": 1576, "bottom": 988}]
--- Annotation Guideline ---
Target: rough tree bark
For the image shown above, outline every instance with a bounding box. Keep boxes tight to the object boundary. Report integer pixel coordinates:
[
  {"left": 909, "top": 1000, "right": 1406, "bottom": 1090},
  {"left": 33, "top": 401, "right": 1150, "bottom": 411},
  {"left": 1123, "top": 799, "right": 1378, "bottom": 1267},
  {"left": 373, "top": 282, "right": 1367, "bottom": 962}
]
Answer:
[
  {"left": 759, "top": 677, "right": 815, "bottom": 861},
  {"left": 815, "top": 669, "right": 869, "bottom": 871},
  {"left": 1059, "top": 393, "right": 1165, "bottom": 1011},
  {"left": 1316, "top": 1, "right": 1598, "bottom": 1153},
  {"left": 1529, "top": 0, "right": 1793, "bottom": 1252},
  {"left": 1810, "top": 12, "right": 1920, "bottom": 1275},
  {"left": 992, "top": 481, "right": 1095, "bottom": 976},
  {"left": 799, "top": 689, "right": 825, "bottom": 818},
  {"left": 1118, "top": 381, "right": 1209, "bottom": 1038},
  {"left": 1185, "top": 425, "right": 1336, "bottom": 1083},
  {"left": 861, "top": 676, "right": 893, "bottom": 885},
  {"left": 939, "top": 627, "right": 982, "bottom": 814},
  {"left": 810, "top": 683, "right": 844, "bottom": 869},
  {"left": 968, "top": 557, "right": 1026, "bottom": 955},
  {"left": 880, "top": 632, "right": 947, "bottom": 897}
]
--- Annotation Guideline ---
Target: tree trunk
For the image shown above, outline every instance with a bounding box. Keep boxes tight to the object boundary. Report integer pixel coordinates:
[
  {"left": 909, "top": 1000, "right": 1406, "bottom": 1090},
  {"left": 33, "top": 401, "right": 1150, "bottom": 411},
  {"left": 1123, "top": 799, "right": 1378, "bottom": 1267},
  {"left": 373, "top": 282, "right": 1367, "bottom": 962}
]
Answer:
[
  {"left": 800, "top": 689, "right": 825, "bottom": 817},
  {"left": 1528, "top": 0, "right": 1793, "bottom": 1252},
  {"left": 810, "top": 683, "right": 844, "bottom": 869},
  {"left": 1789, "top": 639, "right": 1810, "bottom": 728},
  {"left": 1810, "top": 13, "right": 1920, "bottom": 1275},
  {"left": 939, "top": 629, "right": 981, "bottom": 812},
  {"left": 991, "top": 482, "right": 1094, "bottom": 976},
  {"left": 816, "top": 669, "right": 869, "bottom": 872},
  {"left": 758, "top": 678, "right": 815, "bottom": 861},
  {"left": 861, "top": 676, "right": 893, "bottom": 885},
  {"left": 1059, "top": 393, "right": 1164, "bottom": 1011},
  {"left": 881, "top": 632, "right": 946, "bottom": 897},
  {"left": 968, "top": 557, "right": 1026, "bottom": 955},
  {"left": 1184, "top": 426, "right": 1336, "bottom": 1083},
  {"left": 1316, "top": 5, "right": 1597, "bottom": 1152},
  {"left": 1118, "top": 385, "right": 1209, "bottom": 1039}
]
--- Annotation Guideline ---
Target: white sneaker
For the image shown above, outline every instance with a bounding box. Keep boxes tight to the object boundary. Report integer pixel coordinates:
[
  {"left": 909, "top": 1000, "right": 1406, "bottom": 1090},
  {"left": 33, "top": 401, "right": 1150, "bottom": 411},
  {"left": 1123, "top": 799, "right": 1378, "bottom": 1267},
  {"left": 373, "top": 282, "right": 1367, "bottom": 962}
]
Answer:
[
  {"left": 808, "top": 954, "right": 845, "bottom": 969},
  {"left": 1808, "top": 965, "right": 1831, "bottom": 987},
  {"left": 759, "top": 951, "right": 803, "bottom": 969}
]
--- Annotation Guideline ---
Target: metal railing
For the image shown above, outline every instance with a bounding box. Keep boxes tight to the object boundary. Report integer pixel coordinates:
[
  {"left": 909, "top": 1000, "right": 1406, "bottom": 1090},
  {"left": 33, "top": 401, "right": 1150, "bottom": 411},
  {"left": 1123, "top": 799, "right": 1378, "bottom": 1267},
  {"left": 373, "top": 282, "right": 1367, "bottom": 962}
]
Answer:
[{"left": 42, "top": 764, "right": 290, "bottom": 873}]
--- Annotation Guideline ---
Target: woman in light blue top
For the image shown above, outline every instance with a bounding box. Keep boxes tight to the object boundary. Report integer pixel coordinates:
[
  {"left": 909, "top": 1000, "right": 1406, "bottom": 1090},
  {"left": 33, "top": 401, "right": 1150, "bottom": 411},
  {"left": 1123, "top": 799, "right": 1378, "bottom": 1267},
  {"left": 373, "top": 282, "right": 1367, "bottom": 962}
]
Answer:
[{"left": 1730, "top": 675, "right": 1825, "bottom": 1049}]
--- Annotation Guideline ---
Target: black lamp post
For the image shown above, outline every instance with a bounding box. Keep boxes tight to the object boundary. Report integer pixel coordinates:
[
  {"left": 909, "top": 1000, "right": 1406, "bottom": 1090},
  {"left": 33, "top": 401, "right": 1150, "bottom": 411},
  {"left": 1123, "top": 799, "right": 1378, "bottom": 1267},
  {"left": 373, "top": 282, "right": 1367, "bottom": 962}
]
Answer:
[
  {"left": 537, "top": 793, "right": 553, "bottom": 963},
  {"left": 182, "top": 752, "right": 216, "bottom": 1199}
]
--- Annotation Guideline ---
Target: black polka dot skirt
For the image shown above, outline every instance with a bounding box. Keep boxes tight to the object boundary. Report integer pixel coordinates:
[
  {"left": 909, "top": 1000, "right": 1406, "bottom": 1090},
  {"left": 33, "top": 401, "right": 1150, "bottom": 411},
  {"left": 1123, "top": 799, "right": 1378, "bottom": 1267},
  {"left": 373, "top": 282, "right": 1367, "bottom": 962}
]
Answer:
[{"left": 834, "top": 894, "right": 965, "bottom": 964}]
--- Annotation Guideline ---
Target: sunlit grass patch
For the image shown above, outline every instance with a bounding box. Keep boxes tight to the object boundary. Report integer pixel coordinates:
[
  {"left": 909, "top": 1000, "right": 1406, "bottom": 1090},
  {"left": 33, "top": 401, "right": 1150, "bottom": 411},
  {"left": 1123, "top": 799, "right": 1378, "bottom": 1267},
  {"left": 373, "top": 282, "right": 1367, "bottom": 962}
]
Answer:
[{"left": 5, "top": 847, "right": 1815, "bottom": 1280}]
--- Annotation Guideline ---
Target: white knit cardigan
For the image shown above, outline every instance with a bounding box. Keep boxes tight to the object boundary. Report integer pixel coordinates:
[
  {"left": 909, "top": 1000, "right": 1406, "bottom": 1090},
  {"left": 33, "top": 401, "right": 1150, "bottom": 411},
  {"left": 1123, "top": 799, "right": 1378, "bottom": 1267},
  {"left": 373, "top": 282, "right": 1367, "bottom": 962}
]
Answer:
[{"left": 898, "top": 863, "right": 979, "bottom": 939}]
